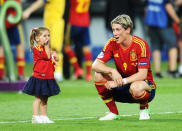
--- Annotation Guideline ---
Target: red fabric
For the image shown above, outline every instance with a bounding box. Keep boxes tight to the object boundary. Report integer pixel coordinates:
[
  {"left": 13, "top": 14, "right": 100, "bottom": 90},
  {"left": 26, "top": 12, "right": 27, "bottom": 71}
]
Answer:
[
  {"left": 140, "top": 103, "right": 149, "bottom": 110},
  {"left": 172, "top": 22, "right": 180, "bottom": 36},
  {"left": 69, "top": 0, "right": 90, "bottom": 27},
  {"left": 0, "top": 57, "right": 5, "bottom": 78},
  {"left": 65, "top": 45, "right": 80, "bottom": 70},
  {"left": 132, "top": 91, "right": 150, "bottom": 105},
  {"left": 32, "top": 45, "right": 55, "bottom": 79},
  {"left": 95, "top": 82, "right": 119, "bottom": 115},
  {"left": 84, "top": 51, "right": 92, "bottom": 75},
  {"left": 17, "top": 58, "right": 24, "bottom": 76},
  {"left": 18, "top": 66, "right": 24, "bottom": 76},
  {"left": 4, "top": 0, "right": 21, "bottom": 28},
  {"left": 97, "top": 36, "right": 156, "bottom": 87}
]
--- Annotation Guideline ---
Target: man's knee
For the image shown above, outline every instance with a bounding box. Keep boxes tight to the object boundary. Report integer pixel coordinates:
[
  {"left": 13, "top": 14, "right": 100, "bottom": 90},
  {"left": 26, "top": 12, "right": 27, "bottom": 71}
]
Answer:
[{"left": 130, "top": 82, "right": 145, "bottom": 96}]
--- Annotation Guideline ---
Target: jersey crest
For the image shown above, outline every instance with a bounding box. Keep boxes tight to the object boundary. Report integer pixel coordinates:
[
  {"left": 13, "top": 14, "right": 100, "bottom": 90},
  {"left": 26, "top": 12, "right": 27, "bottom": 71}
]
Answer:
[{"left": 130, "top": 51, "right": 137, "bottom": 61}]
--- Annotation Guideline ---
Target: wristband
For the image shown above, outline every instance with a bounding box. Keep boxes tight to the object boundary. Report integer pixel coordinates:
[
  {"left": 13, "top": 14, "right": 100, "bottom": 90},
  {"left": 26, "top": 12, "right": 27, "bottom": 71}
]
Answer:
[{"left": 122, "top": 78, "right": 127, "bottom": 85}]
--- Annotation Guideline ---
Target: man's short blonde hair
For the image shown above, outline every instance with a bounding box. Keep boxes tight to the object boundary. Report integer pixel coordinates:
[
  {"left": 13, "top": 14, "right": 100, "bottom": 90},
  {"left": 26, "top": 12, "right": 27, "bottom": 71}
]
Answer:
[{"left": 111, "top": 14, "right": 133, "bottom": 30}]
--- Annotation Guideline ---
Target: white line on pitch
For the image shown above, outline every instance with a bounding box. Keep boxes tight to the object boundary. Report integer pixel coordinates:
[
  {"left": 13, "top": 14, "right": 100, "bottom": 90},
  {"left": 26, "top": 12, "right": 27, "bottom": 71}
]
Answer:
[{"left": 0, "top": 110, "right": 182, "bottom": 124}]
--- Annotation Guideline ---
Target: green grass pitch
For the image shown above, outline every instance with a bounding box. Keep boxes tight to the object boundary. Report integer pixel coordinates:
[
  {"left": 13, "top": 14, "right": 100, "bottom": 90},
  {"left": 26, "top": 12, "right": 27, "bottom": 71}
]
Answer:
[{"left": 0, "top": 62, "right": 182, "bottom": 131}]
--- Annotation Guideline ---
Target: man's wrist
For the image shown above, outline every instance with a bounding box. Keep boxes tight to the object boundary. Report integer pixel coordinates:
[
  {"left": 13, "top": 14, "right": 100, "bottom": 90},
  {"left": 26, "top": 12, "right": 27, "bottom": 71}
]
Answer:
[{"left": 122, "top": 78, "right": 127, "bottom": 85}]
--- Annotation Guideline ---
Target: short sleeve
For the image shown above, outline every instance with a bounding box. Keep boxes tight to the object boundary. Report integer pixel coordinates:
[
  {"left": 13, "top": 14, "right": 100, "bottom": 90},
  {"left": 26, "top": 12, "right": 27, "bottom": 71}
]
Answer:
[
  {"left": 96, "top": 39, "right": 114, "bottom": 63},
  {"left": 137, "top": 42, "right": 151, "bottom": 69}
]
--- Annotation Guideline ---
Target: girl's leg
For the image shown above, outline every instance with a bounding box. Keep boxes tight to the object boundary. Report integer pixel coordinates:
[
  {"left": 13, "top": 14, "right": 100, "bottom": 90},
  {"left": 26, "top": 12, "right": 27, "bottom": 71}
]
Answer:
[
  {"left": 32, "top": 96, "right": 43, "bottom": 123},
  {"left": 40, "top": 96, "right": 48, "bottom": 116},
  {"left": 33, "top": 96, "right": 41, "bottom": 116},
  {"left": 39, "top": 96, "right": 54, "bottom": 123}
]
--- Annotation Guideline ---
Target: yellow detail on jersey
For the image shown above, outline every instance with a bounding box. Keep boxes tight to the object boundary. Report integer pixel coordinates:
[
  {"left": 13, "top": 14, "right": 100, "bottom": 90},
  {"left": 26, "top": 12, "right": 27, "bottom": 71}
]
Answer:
[
  {"left": 35, "top": 45, "right": 43, "bottom": 52},
  {"left": 123, "top": 62, "right": 127, "bottom": 71},
  {"left": 76, "top": 0, "right": 90, "bottom": 13},
  {"left": 0, "top": 0, "right": 4, "bottom": 5},
  {"left": 95, "top": 81, "right": 107, "bottom": 85},
  {"left": 17, "top": 61, "right": 25, "bottom": 66},
  {"left": 103, "top": 38, "right": 115, "bottom": 51},
  {"left": 114, "top": 53, "right": 119, "bottom": 58},
  {"left": 133, "top": 91, "right": 146, "bottom": 100},
  {"left": 133, "top": 37, "right": 146, "bottom": 57},
  {"left": 103, "top": 97, "right": 114, "bottom": 103},
  {"left": 85, "top": 61, "right": 92, "bottom": 66},
  {"left": 0, "top": 64, "right": 4, "bottom": 69},
  {"left": 70, "top": 57, "right": 77, "bottom": 64}
]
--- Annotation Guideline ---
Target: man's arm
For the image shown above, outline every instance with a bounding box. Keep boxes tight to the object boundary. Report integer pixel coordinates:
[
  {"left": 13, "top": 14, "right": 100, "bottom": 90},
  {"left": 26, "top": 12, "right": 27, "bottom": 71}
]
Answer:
[
  {"left": 175, "top": 0, "right": 182, "bottom": 6},
  {"left": 165, "top": 2, "right": 181, "bottom": 24},
  {"left": 92, "top": 59, "right": 115, "bottom": 74},
  {"left": 123, "top": 68, "right": 148, "bottom": 84},
  {"left": 92, "top": 59, "right": 123, "bottom": 86},
  {"left": 105, "top": 68, "right": 148, "bottom": 90},
  {"left": 23, "top": 0, "right": 44, "bottom": 20}
]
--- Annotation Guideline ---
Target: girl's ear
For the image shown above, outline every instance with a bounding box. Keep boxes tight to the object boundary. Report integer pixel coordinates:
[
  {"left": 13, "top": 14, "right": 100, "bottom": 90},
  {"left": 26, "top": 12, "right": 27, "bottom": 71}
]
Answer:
[{"left": 35, "top": 36, "right": 39, "bottom": 42}]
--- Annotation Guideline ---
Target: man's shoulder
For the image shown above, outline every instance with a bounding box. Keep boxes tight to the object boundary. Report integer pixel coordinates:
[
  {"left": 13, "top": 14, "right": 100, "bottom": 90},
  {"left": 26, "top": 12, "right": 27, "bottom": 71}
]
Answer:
[
  {"left": 103, "top": 38, "right": 116, "bottom": 51},
  {"left": 133, "top": 36, "right": 149, "bottom": 47}
]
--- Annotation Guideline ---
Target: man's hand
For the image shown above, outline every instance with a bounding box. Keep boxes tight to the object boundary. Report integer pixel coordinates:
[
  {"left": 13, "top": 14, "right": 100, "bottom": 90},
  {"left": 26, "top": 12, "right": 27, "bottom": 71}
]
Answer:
[
  {"left": 105, "top": 81, "right": 120, "bottom": 90},
  {"left": 110, "top": 69, "right": 123, "bottom": 86}
]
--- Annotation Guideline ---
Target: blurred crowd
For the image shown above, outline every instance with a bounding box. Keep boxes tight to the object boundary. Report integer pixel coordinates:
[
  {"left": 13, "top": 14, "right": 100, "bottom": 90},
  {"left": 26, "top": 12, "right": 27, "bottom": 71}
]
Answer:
[{"left": 0, "top": 0, "right": 182, "bottom": 82}]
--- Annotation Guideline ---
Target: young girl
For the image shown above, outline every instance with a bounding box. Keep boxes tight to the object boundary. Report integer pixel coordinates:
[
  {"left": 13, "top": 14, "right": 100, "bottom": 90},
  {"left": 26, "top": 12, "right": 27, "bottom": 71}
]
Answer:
[{"left": 23, "top": 27, "right": 60, "bottom": 123}]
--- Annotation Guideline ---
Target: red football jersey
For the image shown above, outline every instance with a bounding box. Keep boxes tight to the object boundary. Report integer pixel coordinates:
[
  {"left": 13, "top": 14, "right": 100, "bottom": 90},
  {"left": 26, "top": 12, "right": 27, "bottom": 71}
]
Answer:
[
  {"left": 97, "top": 36, "right": 156, "bottom": 86},
  {"left": 32, "top": 45, "right": 55, "bottom": 79},
  {"left": 69, "top": 0, "right": 90, "bottom": 27}
]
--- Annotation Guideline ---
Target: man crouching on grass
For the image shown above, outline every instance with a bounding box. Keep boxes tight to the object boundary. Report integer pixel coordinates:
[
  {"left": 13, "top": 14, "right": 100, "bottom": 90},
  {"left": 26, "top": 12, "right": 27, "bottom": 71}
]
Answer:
[{"left": 92, "top": 14, "right": 156, "bottom": 120}]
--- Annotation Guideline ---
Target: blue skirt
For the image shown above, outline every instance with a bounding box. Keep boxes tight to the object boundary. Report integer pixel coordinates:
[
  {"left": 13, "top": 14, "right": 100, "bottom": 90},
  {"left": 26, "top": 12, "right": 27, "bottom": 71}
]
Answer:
[{"left": 23, "top": 76, "right": 60, "bottom": 97}]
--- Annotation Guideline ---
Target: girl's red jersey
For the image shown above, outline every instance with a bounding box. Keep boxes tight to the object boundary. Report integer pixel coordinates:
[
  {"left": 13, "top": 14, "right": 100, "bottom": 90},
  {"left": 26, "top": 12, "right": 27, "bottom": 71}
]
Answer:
[{"left": 32, "top": 45, "right": 55, "bottom": 79}]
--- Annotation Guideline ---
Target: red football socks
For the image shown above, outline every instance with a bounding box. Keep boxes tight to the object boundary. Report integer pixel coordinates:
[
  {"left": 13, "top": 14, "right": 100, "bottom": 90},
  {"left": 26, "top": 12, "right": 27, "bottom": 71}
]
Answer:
[
  {"left": 17, "top": 58, "right": 25, "bottom": 77},
  {"left": 64, "top": 45, "right": 81, "bottom": 71},
  {"left": 132, "top": 91, "right": 150, "bottom": 108},
  {"left": 95, "top": 81, "right": 119, "bottom": 115},
  {"left": 0, "top": 57, "right": 5, "bottom": 78}
]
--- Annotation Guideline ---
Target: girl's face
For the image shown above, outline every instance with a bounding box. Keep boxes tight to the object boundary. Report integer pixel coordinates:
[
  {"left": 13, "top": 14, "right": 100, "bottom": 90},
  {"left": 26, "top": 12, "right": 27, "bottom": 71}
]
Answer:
[
  {"left": 112, "top": 24, "right": 129, "bottom": 44},
  {"left": 36, "top": 30, "right": 50, "bottom": 46}
]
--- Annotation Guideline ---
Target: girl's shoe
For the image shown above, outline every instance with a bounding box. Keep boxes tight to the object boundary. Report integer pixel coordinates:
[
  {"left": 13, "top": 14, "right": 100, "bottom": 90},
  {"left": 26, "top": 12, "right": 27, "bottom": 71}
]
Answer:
[
  {"left": 32, "top": 116, "right": 43, "bottom": 123},
  {"left": 40, "top": 116, "right": 54, "bottom": 123}
]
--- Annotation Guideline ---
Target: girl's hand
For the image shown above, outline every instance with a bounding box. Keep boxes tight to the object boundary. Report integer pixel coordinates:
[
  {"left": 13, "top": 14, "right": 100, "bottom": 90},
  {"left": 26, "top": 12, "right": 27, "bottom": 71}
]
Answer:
[{"left": 51, "top": 51, "right": 59, "bottom": 62}]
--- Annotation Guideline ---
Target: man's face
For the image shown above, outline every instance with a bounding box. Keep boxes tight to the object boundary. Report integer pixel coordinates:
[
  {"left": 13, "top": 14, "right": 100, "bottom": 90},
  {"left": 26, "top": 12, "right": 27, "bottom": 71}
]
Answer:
[{"left": 112, "top": 24, "right": 129, "bottom": 44}]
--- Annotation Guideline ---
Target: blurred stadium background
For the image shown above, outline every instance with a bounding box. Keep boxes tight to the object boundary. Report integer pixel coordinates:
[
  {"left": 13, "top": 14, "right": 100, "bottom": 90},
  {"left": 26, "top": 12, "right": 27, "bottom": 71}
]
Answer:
[
  {"left": 0, "top": 0, "right": 182, "bottom": 130},
  {"left": 22, "top": 0, "right": 168, "bottom": 63}
]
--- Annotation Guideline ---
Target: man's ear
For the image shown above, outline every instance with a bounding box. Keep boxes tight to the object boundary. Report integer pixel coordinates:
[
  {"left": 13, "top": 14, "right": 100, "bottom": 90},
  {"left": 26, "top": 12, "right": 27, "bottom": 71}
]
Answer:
[{"left": 126, "top": 27, "right": 131, "bottom": 33}]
